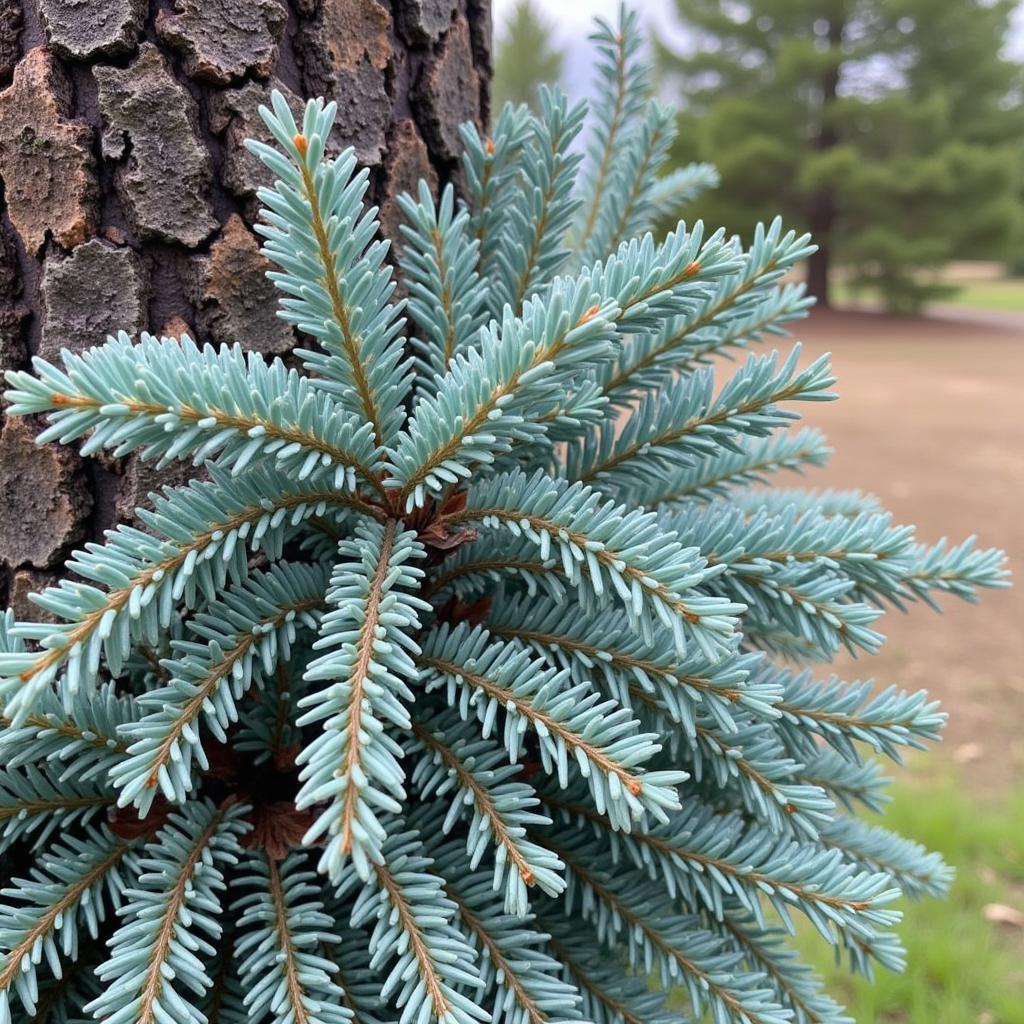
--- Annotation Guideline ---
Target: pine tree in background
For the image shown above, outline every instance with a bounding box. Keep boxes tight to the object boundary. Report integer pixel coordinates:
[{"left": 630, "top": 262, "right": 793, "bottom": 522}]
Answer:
[
  {"left": 659, "top": 0, "right": 1024, "bottom": 312},
  {"left": 493, "top": 0, "right": 566, "bottom": 110},
  {"left": 0, "top": 8, "right": 1009, "bottom": 1024}
]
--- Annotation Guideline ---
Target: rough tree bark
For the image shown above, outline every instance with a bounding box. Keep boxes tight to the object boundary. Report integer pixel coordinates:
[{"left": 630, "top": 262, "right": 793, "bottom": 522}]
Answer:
[{"left": 0, "top": 0, "right": 491, "bottom": 614}]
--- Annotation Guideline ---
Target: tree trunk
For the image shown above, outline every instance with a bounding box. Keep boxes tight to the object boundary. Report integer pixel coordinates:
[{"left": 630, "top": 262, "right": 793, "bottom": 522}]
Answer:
[
  {"left": 0, "top": 0, "right": 492, "bottom": 613},
  {"left": 805, "top": 225, "right": 831, "bottom": 306},
  {"left": 805, "top": 9, "right": 842, "bottom": 307}
]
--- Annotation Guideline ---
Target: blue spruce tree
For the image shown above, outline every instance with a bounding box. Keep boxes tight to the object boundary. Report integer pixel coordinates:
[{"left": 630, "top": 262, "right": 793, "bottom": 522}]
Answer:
[{"left": 0, "top": 8, "right": 1008, "bottom": 1024}]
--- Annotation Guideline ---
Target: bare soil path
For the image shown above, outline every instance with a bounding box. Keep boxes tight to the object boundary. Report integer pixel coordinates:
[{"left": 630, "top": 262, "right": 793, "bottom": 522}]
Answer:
[{"left": 789, "top": 308, "right": 1024, "bottom": 792}]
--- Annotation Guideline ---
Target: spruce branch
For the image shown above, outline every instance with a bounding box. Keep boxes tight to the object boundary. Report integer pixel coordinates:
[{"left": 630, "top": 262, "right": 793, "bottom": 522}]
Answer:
[
  {"left": 390, "top": 224, "right": 741, "bottom": 511},
  {"left": 0, "top": 766, "right": 113, "bottom": 853},
  {"left": 575, "top": 7, "right": 651, "bottom": 263},
  {"left": 485, "top": 595, "right": 775, "bottom": 733},
  {"left": 0, "top": 826, "right": 138, "bottom": 1022},
  {"left": 715, "top": 912, "right": 853, "bottom": 1024},
  {"left": 234, "top": 851, "right": 349, "bottom": 1024},
  {"left": 461, "top": 102, "right": 534, "bottom": 285},
  {"left": 112, "top": 564, "right": 328, "bottom": 813},
  {"left": 898, "top": 536, "right": 1009, "bottom": 608},
  {"left": 450, "top": 470, "right": 743, "bottom": 657},
  {"left": 541, "top": 920, "right": 683, "bottom": 1024},
  {"left": 542, "top": 788, "right": 902, "bottom": 952},
  {"left": 549, "top": 836, "right": 791, "bottom": 1024},
  {"left": 569, "top": 346, "right": 836, "bottom": 491},
  {"left": 410, "top": 713, "right": 565, "bottom": 913},
  {"left": 0, "top": 469, "right": 362, "bottom": 720},
  {"left": 88, "top": 801, "right": 248, "bottom": 1024},
  {"left": 0, "top": 673, "right": 135, "bottom": 784},
  {"left": 636, "top": 428, "right": 832, "bottom": 508},
  {"left": 684, "top": 716, "right": 836, "bottom": 838},
  {"left": 497, "top": 87, "right": 586, "bottom": 312},
  {"left": 321, "top": 929, "right": 389, "bottom": 1024},
  {"left": 419, "top": 624, "right": 686, "bottom": 830},
  {"left": 600, "top": 220, "right": 815, "bottom": 403},
  {"left": 599, "top": 101, "right": 678, "bottom": 254},
  {"left": 426, "top": 839, "right": 579, "bottom": 1024},
  {"left": 646, "top": 161, "right": 720, "bottom": 222},
  {"left": 399, "top": 182, "right": 489, "bottom": 390},
  {"left": 343, "top": 831, "right": 486, "bottom": 1024},
  {"left": 820, "top": 816, "right": 954, "bottom": 901},
  {"left": 798, "top": 750, "right": 892, "bottom": 815},
  {"left": 296, "top": 520, "right": 429, "bottom": 880},
  {"left": 731, "top": 487, "right": 884, "bottom": 520},
  {"left": 248, "top": 93, "right": 409, "bottom": 450},
  {"left": 771, "top": 671, "right": 947, "bottom": 763},
  {"left": 4, "top": 334, "right": 383, "bottom": 495}
]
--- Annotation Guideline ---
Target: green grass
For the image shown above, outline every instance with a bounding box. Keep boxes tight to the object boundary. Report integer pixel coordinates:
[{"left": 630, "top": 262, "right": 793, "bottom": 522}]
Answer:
[
  {"left": 796, "top": 775, "right": 1024, "bottom": 1024},
  {"left": 937, "top": 277, "right": 1024, "bottom": 313},
  {"left": 833, "top": 275, "right": 1024, "bottom": 314}
]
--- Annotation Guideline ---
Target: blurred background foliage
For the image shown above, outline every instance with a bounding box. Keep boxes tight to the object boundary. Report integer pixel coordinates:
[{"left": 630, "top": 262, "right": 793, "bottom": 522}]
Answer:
[
  {"left": 493, "top": 0, "right": 565, "bottom": 110},
  {"left": 494, "top": 0, "right": 1024, "bottom": 314},
  {"left": 659, "top": 0, "right": 1023, "bottom": 313}
]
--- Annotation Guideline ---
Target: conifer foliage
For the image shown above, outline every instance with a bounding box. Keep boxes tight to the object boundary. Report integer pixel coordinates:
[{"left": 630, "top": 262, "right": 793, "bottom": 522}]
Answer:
[{"left": 0, "top": 9, "right": 1008, "bottom": 1024}]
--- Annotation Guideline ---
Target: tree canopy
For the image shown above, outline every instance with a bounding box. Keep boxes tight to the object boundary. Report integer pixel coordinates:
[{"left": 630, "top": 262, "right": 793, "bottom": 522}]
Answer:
[
  {"left": 494, "top": 0, "right": 566, "bottom": 111},
  {"left": 660, "top": 0, "right": 1024, "bottom": 311}
]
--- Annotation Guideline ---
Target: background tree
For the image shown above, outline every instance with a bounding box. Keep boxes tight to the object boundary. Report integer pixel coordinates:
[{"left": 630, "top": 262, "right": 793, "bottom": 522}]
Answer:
[
  {"left": 659, "top": 0, "right": 1023, "bottom": 311},
  {"left": 0, "top": 0, "right": 491, "bottom": 612},
  {"left": 493, "top": 0, "right": 564, "bottom": 110}
]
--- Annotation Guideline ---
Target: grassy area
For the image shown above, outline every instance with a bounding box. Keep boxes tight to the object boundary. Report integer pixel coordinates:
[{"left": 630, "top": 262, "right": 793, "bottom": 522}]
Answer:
[
  {"left": 797, "top": 776, "right": 1024, "bottom": 1023},
  {"left": 938, "top": 277, "right": 1024, "bottom": 312},
  {"left": 833, "top": 273, "right": 1024, "bottom": 313}
]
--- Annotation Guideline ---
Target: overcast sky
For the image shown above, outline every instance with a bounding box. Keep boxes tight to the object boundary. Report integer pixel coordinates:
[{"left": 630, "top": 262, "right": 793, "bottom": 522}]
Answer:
[
  {"left": 493, "top": 0, "right": 681, "bottom": 47},
  {"left": 492, "top": 0, "right": 1024, "bottom": 99}
]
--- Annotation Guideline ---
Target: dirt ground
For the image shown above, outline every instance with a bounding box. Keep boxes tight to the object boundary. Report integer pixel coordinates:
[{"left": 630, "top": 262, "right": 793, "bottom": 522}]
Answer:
[{"left": 785, "top": 307, "right": 1024, "bottom": 793}]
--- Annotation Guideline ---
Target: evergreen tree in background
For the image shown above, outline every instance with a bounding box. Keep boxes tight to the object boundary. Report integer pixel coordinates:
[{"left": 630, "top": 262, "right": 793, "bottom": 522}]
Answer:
[
  {"left": 494, "top": 0, "right": 566, "bottom": 110},
  {"left": 0, "top": 9, "right": 1008, "bottom": 1024},
  {"left": 660, "top": 0, "right": 1024, "bottom": 311}
]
